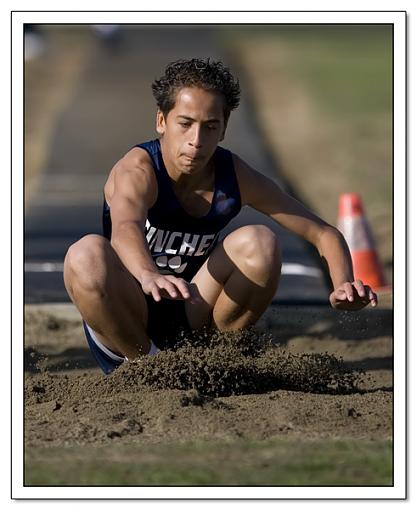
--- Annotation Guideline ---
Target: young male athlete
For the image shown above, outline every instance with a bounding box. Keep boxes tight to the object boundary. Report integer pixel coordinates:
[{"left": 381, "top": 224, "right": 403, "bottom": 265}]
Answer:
[{"left": 64, "top": 58, "right": 378, "bottom": 374}]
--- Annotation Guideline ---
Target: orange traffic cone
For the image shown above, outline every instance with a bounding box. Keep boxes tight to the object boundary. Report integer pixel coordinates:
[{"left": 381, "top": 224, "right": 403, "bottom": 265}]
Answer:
[{"left": 337, "top": 193, "right": 387, "bottom": 291}]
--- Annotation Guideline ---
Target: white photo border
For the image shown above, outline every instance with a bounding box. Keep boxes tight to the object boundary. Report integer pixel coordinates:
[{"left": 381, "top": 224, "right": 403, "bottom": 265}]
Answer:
[{"left": 11, "top": 9, "right": 406, "bottom": 501}]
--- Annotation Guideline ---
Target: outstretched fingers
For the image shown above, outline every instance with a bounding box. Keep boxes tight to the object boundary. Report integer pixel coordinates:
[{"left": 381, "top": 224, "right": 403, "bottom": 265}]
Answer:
[
  {"left": 145, "top": 274, "right": 202, "bottom": 303},
  {"left": 352, "top": 279, "right": 366, "bottom": 298},
  {"left": 352, "top": 280, "right": 378, "bottom": 307},
  {"left": 331, "top": 279, "right": 378, "bottom": 310},
  {"left": 164, "top": 275, "right": 190, "bottom": 299},
  {"left": 365, "top": 285, "right": 378, "bottom": 307},
  {"left": 343, "top": 281, "right": 355, "bottom": 302},
  {"left": 150, "top": 283, "right": 162, "bottom": 302},
  {"left": 158, "top": 277, "right": 181, "bottom": 299},
  {"left": 164, "top": 276, "right": 203, "bottom": 304}
]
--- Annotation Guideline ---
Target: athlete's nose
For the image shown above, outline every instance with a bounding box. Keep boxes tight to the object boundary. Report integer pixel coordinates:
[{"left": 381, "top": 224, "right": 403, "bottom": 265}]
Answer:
[{"left": 188, "top": 124, "right": 203, "bottom": 148}]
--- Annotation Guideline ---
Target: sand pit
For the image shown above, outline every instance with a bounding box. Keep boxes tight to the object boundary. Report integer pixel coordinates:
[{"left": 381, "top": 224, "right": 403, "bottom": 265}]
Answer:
[{"left": 24, "top": 303, "right": 392, "bottom": 448}]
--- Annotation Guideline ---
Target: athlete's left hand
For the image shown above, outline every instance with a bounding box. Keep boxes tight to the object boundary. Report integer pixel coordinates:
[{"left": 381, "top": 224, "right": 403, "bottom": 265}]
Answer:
[{"left": 329, "top": 280, "right": 378, "bottom": 310}]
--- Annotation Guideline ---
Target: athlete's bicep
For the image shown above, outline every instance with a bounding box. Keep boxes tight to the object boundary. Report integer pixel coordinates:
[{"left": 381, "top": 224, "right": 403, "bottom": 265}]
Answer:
[
  {"left": 109, "top": 154, "right": 157, "bottom": 233},
  {"left": 234, "top": 154, "right": 330, "bottom": 243}
]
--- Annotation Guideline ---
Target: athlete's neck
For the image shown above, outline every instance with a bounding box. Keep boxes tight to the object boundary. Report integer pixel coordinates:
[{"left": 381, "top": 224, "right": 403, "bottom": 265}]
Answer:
[{"left": 160, "top": 138, "right": 215, "bottom": 191}]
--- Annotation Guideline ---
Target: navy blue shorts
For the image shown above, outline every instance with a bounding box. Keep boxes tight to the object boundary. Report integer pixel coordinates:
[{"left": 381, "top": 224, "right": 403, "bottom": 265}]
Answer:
[
  {"left": 144, "top": 294, "right": 191, "bottom": 350},
  {"left": 83, "top": 321, "right": 125, "bottom": 375}
]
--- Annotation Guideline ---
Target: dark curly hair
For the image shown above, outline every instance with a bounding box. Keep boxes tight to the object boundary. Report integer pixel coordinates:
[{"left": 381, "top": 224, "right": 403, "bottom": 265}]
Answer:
[{"left": 151, "top": 58, "right": 241, "bottom": 123}]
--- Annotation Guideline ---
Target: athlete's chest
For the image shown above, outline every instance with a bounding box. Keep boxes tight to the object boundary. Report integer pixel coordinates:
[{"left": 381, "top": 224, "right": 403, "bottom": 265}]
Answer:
[{"left": 173, "top": 188, "right": 215, "bottom": 218}]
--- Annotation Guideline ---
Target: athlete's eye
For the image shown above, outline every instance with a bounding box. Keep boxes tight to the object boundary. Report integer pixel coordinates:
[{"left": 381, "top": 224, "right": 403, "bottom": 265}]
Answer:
[
  {"left": 206, "top": 124, "right": 218, "bottom": 130},
  {"left": 179, "top": 122, "right": 191, "bottom": 128}
]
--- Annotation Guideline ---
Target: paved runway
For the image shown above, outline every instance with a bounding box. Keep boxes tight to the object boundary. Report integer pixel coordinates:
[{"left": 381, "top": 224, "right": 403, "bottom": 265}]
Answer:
[{"left": 25, "top": 26, "right": 330, "bottom": 305}]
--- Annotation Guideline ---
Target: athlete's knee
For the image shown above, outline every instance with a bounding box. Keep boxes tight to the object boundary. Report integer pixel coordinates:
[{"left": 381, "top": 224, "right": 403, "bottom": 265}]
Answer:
[
  {"left": 64, "top": 234, "right": 110, "bottom": 292},
  {"left": 231, "top": 225, "right": 281, "bottom": 269}
]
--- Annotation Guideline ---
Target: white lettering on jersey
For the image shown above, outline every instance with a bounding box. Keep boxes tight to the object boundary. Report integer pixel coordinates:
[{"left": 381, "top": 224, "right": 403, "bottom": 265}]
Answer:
[
  {"left": 178, "top": 233, "right": 200, "bottom": 256},
  {"left": 165, "top": 232, "right": 182, "bottom": 254},
  {"left": 144, "top": 221, "right": 219, "bottom": 274},
  {"left": 146, "top": 226, "right": 156, "bottom": 243},
  {"left": 195, "top": 234, "right": 216, "bottom": 256},
  {"left": 149, "top": 229, "right": 170, "bottom": 252}
]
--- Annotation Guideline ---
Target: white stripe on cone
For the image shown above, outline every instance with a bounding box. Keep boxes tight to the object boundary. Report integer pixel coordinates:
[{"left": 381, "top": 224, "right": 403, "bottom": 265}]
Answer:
[{"left": 338, "top": 215, "right": 376, "bottom": 252}]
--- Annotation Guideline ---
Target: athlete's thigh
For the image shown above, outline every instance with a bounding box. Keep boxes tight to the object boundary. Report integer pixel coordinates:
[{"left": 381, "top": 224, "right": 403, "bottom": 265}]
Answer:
[
  {"left": 99, "top": 239, "right": 149, "bottom": 325},
  {"left": 185, "top": 236, "right": 235, "bottom": 330},
  {"left": 67, "top": 234, "right": 149, "bottom": 345}
]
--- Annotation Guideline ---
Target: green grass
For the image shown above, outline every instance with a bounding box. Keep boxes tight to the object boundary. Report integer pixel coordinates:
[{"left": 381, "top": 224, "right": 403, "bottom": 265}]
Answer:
[
  {"left": 25, "top": 438, "right": 392, "bottom": 486},
  {"left": 277, "top": 26, "right": 392, "bottom": 119},
  {"left": 221, "top": 25, "right": 392, "bottom": 118}
]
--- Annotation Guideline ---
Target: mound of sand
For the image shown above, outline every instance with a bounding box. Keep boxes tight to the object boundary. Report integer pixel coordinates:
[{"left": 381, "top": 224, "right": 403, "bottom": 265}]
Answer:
[{"left": 24, "top": 306, "right": 392, "bottom": 447}]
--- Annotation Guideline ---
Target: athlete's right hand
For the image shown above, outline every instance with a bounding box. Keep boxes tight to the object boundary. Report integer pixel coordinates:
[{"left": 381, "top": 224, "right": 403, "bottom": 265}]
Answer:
[{"left": 140, "top": 271, "right": 200, "bottom": 303}]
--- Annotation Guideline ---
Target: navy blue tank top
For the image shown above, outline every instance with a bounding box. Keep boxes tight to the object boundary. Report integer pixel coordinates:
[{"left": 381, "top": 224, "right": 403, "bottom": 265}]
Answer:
[{"left": 103, "top": 138, "right": 241, "bottom": 281}]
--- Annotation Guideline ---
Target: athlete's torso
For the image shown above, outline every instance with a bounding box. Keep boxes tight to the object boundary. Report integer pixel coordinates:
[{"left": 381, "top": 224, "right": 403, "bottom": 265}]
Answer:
[{"left": 103, "top": 138, "right": 242, "bottom": 281}]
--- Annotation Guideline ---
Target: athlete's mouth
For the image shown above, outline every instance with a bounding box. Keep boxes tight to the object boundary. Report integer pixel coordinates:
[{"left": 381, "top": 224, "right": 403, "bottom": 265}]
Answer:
[{"left": 183, "top": 153, "right": 204, "bottom": 161}]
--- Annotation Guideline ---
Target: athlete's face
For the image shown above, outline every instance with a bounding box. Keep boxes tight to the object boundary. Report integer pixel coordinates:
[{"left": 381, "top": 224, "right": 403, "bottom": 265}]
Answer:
[{"left": 156, "top": 87, "right": 227, "bottom": 175}]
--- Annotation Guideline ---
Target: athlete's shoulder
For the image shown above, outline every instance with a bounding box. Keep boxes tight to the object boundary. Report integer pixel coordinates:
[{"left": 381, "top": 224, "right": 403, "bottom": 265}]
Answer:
[
  {"left": 121, "top": 141, "right": 156, "bottom": 172},
  {"left": 230, "top": 152, "right": 268, "bottom": 207},
  {"left": 231, "top": 152, "right": 263, "bottom": 178},
  {"left": 230, "top": 152, "right": 252, "bottom": 178},
  {"left": 105, "top": 142, "right": 158, "bottom": 205}
]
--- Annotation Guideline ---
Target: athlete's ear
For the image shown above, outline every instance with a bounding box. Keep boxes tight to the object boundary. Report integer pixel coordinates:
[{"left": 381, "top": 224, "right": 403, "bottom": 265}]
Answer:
[{"left": 156, "top": 110, "right": 166, "bottom": 135}]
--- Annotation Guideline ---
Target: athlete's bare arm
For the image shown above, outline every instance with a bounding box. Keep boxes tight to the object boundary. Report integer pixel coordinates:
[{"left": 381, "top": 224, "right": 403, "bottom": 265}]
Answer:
[
  {"left": 104, "top": 148, "right": 192, "bottom": 302},
  {"left": 233, "top": 154, "right": 378, "bottom": 310}
]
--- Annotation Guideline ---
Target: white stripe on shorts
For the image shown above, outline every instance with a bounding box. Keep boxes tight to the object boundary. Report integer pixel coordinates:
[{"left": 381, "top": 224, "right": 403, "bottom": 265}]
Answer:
[
  {"left": 85, "top": 323, "right": 159, "bottom": 361},
  {"left": 85, "top": 323, "right": 127, "bottom": 362}
]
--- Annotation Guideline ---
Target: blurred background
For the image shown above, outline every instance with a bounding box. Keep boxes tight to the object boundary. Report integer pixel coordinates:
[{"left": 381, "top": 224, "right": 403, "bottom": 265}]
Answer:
[{"left": 24, "top": 24, "right": 392, "bottom": 304}]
